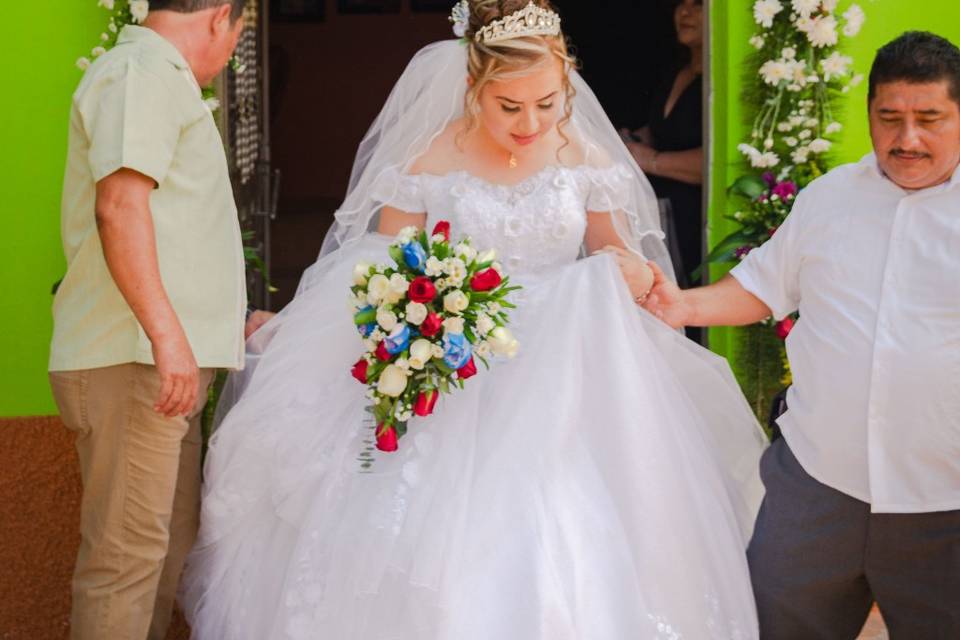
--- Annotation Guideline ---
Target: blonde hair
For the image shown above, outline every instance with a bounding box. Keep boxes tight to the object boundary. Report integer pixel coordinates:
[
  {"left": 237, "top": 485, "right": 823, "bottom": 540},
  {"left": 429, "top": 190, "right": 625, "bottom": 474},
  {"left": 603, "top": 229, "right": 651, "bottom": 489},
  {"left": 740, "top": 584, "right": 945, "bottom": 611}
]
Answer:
[{"left": 461, "top": 0, "right": 578, "bottom": 153}]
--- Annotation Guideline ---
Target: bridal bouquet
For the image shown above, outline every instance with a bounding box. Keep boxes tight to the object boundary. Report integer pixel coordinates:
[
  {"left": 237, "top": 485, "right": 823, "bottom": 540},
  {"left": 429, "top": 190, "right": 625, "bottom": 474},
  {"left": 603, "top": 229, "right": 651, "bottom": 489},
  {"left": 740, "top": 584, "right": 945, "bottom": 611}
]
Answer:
[{"left": 350, "top": 221, "right": 520, "bottom": 453}]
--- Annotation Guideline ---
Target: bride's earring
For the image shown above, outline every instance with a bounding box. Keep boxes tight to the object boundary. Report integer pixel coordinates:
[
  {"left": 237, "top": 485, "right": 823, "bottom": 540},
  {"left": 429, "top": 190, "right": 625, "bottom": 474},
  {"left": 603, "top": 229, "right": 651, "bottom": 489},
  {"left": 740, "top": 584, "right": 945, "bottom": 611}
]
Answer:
[{"left": 509, "top": 153, "right": 518, "bottom": 169}]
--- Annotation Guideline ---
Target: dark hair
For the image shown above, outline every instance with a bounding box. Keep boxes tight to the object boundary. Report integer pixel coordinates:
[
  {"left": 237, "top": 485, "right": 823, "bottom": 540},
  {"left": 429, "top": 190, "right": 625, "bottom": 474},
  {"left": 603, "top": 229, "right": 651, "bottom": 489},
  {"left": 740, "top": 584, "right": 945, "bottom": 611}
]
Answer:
[
  {"left": 869, "top": 31, "right": 960, "bottom": 105},
  {"left": 148, "top": 0, "right": 245, "bottom": 22}
]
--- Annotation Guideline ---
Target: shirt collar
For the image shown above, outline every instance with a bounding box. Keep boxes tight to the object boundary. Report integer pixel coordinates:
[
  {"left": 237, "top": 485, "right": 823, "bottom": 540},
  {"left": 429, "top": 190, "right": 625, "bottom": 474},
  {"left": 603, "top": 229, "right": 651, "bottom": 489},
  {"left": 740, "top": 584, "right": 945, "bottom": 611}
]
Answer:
[
  {"left": 859, "top": 152, "right": 960, "bottom": 194},
  {"left": 116, "top": 25, "right": 191, "bottom": 72}
]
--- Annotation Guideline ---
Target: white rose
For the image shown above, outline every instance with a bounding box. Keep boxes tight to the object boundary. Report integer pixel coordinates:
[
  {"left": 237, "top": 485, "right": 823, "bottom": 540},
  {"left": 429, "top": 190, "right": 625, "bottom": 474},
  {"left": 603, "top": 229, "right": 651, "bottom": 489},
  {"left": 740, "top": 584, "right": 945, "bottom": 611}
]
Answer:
[
  {"left": 424, "top": 256, "right": 444, "bottom": 277},
  {"left": 443, "top": 290, "right": 469, "bottom": 314},
  {"left": 370, "top": 329, "right": 385, "bottom": 343},
  {"left": 488, "top": 327, "right": 519, "bottom": 358},
  {"left": 76, "top": 57, "right": 92, "bottom": 70},
  {"left": 129, "top": 0, "right": 149, "bottom": 23},
  {"left": 367, "top": 274, "right": 390, "bottom": 305},
  {"left": 477, "top": 249, "right": 497, "bottom": 264},
  {"left": 443, "top": 317, "right": 465, "bottom": 335},
  {"left": 376, "top": 308, "right": 398, "bottom": 332},
  {"left": 410, "top": 339, "right": 433, "bottom": 364},
  {"left": 353, "top": 262, "right": 371, "bottom": 286},
  {"left": 405, "top": 302, "right": 428, "bottom": 325},
  {"left": 377, "top": 365, "right": 408, "bottom": 398},
  {"left": 383, "top": 273, "right": 408, "bottom": 305},
  {"left": 408, "top": 357, "right": 426, "bottom": 370},
  {"left": 476, "top": 313, "right": 496, "bottom": 336}
]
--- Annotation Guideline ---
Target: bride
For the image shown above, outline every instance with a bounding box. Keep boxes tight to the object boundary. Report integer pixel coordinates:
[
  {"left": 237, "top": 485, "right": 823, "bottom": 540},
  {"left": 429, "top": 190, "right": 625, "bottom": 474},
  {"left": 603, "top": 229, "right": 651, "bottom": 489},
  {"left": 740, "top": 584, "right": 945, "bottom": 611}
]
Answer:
[{"left": 181, "top": 1, "right": 767, "bottom": 637}]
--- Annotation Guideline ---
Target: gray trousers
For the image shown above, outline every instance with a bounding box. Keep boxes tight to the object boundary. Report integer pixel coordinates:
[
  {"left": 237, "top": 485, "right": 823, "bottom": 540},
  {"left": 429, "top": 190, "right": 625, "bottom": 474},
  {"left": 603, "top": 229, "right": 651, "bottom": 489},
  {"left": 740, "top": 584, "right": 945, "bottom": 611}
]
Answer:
[{"left": 747, "top": 437, "right": 960, "bottom": 640}]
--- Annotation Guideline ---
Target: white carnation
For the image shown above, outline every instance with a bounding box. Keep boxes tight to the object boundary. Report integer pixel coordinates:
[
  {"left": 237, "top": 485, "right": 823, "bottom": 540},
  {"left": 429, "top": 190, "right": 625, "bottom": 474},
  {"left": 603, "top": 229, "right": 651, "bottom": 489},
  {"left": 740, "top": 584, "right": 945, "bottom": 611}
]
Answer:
[
  {"left": 395, "top": 226, "right": 418, "bottom": 245},
  {"left": 806, "top": 15, "right": 838, "bottom": 48},
  {"left": 791, "top": 0, "right": 820, "bottom": 18},
  {"left": 424, "top": 256, "right": 444, "bottom": 277},
  {"left": 781, "top": 46, "right": 797, "bottom": 60},
  {"left": 454, "top": 242, "right": 477, "bottom": 262},
  {"left": 792, "top": 147, "right": 811, "bottom": 163},
  {"left": 760, "top": 60, "right": 790, "bottom": 86},
  {"left": 785, "top": 137, "right": 798, "bottom": 147},
  {"left": 825, "top": 122, "right": 842, "bottom": 135},
  {"left": 753, "top": 0, "right": 784, "bottom": 28},
  {"left": 821, "top": 0, "right": 838, "bottom": 11},
  {"left": 821, "top": 51, "right": 852, "bottom": 81},
  {"left": 750, "top": 35, "right": 766, "bottom": 50},
  {"left": 129, "top": 0, "right": 149, "bottom": 23},
  {"left": 442, "top": 257, "right": 467, "bottom": 282},
  {"left": 476, "top": 313, "right": 496, "bottom": 336},
  {"left": 98, "top": 0, "right": 115, "bottom": 9},
  {"left": 842, "top": 4, "right": 864, "bottom": 37}
]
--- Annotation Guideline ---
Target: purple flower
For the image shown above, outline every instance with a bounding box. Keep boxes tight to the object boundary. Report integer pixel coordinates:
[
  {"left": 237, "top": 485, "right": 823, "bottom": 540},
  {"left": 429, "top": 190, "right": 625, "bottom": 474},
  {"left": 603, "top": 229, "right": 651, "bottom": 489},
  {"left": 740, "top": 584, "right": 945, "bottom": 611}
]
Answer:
[
  {"left": 735, "top": 246, "right": 753, "bottom": 260},
  {"left": 762, "top": 171, "right": 777, "bottom": 187},
  {"left": 771, "top": 181, "right": 798, "bottom": 200}
]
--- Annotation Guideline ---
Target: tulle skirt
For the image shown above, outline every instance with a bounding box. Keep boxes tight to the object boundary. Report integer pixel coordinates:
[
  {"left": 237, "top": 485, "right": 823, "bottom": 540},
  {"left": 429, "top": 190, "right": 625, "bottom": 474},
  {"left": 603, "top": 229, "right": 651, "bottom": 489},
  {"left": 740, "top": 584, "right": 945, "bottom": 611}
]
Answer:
[{"left": 181, "top": 235, "right": 767, "bottom": 639}]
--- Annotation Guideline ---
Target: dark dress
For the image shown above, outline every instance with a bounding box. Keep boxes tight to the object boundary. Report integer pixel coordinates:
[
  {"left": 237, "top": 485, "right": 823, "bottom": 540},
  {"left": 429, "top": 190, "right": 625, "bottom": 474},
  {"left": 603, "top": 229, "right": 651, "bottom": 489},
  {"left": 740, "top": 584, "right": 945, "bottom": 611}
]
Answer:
[{"left": 646, "top": 71, "right": 703, "bottom": 288}]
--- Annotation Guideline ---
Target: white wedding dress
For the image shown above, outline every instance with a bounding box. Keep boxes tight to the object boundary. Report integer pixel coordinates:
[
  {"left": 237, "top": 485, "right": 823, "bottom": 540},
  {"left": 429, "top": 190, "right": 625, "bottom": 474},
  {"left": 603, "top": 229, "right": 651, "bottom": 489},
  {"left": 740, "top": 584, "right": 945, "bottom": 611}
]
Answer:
[{"left": 180, "top": 162, "right": 768, "bottom": 639}]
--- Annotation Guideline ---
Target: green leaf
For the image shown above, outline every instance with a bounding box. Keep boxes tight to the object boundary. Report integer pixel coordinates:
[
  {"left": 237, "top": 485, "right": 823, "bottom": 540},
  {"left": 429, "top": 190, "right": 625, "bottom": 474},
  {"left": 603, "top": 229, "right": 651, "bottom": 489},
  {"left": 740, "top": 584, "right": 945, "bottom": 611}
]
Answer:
[{"left": 728, "top": 175, "right": 768, "bottom": 200}]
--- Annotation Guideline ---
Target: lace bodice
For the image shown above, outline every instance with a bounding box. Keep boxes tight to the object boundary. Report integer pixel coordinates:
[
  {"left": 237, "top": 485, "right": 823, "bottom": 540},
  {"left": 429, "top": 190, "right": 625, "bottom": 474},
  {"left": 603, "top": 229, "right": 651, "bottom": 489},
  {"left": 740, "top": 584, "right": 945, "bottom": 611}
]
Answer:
[{"left": 377, "top": 164, "right": 634, "bottom": 274}]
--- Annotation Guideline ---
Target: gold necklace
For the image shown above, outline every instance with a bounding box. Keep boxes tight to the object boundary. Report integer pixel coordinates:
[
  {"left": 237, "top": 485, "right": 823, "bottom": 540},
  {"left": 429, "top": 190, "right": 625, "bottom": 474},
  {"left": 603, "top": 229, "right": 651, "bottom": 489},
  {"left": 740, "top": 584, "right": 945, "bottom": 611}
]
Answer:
[{"left": 509, "top": 153, "right": 518, "bottom": 169}]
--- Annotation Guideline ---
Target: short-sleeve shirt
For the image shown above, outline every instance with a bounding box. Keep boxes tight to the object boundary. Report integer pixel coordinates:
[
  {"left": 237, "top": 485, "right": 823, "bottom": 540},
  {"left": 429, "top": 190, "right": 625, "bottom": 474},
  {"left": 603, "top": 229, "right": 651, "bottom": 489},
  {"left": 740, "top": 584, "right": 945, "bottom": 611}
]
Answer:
[
  {"left": 731, "top": 154, "right": 960, "bottom": 513},
  {"left": 50, "top": 26, "right": 246, "bottom": 372}
]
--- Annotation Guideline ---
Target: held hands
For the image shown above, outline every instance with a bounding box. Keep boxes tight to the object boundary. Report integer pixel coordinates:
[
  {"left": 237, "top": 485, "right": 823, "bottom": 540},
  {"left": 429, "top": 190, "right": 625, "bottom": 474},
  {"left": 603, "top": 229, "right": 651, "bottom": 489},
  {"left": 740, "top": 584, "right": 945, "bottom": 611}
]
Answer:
[
  {"left": 641, "top": 261, "right": 694, "bottom": 329},
  {"left": 152, "top": 331, "right": 200, "bottom": 418},
  {"left": 595, "top": 246, "right": 655, "bottom": 304}
]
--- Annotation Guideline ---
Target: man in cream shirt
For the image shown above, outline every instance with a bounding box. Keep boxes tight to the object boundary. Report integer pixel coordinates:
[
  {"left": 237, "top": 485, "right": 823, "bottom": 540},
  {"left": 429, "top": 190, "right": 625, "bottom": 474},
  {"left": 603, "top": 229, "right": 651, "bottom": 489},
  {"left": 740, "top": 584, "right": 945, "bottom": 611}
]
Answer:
[
  {"left": 645, "top": 32, "right": 959, "bottom": 638},
  {"left": 49, "top": 2, "right": 247, "bottom": 638}
]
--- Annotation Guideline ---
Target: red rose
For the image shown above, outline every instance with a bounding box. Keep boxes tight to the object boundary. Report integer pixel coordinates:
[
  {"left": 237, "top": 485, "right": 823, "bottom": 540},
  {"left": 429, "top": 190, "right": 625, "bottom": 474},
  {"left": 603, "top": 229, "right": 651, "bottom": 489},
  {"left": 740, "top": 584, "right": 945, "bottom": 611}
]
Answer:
[
  {"left": 775, "top": 317, "right": 795, "bottom": 340},
  {"left": 470, "top": 268, "right": 502, "bottom": 292},
  {"left": 408, "top": 276, "right": 437, "bottom": 303},
  {"left": 420, "top": 312, "right": 443, "bottom": 337},
  {"left": 351, "top": 359, "right": 369, "bottom": 384},
  {"left": 375, "top": 424, "right": 398, "bottom": 452},
  {"left": 375, "top": 342, "right": 392, "bottom": 362},
  {"left": 432, "top": 221, "right": 450, "bottom": 242},
  {"left": 413, "top": 389, "right": 440, "bottom": 417},
  {"left": 457, "top": 357, "right": 477, "bottom": 380}
]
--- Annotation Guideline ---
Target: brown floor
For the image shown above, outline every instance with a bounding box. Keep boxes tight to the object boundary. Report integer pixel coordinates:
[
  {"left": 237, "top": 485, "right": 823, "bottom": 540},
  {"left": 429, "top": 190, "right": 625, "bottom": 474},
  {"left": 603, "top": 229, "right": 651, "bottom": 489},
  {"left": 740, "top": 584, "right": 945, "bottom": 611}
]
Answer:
[{"left": 0, "top": 416, "right": 189, "bottom": 640}]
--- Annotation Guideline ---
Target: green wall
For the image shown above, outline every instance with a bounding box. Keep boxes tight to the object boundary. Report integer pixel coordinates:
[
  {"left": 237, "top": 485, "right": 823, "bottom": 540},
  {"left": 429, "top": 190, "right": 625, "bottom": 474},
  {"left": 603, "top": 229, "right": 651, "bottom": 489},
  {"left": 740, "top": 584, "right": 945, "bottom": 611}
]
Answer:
[
  {"left": 0, "top": 3, "right": 104, "bottom": 416},
  {"left": 707, "top": 0, "right": 960, "bottom": 357}
]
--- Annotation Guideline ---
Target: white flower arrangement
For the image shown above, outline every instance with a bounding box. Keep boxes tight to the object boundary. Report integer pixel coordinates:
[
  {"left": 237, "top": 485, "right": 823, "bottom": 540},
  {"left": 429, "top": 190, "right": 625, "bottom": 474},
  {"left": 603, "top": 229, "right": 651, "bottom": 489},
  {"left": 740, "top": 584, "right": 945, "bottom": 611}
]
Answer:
[{"left": 744, "top": 0, "right": 865, "bottom": 171}]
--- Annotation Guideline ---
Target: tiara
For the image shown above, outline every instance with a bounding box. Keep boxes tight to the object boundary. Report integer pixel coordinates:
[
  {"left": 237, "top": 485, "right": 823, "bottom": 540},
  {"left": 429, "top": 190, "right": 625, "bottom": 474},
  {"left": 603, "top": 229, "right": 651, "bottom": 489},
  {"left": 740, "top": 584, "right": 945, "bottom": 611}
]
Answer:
[{"left": 465, "top": 2, "right": 561, "bottom": 45}]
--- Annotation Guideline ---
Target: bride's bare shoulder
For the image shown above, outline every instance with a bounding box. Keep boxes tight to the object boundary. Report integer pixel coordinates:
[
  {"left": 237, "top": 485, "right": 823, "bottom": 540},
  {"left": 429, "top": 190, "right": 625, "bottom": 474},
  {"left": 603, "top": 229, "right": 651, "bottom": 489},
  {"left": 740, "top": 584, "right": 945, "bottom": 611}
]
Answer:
[{"left": 407, "top": 119, "right": 468, "bottom": 176}]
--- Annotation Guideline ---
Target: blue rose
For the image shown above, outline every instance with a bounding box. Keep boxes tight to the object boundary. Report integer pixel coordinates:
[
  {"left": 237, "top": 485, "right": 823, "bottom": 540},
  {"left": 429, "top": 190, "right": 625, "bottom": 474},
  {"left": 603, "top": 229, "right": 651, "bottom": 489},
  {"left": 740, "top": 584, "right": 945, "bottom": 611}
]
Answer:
[
  {"left": 357, "top": 322, "right": 377, "bottom": 338},
  {"left": 385, "top": 324, "right": 412, "bottom": 355},
  {"left": 442, "top": 333, "right": 473, "bottom": 370},
  {"left": 402, "top": 241, "right": 428, "bottom": 273}
]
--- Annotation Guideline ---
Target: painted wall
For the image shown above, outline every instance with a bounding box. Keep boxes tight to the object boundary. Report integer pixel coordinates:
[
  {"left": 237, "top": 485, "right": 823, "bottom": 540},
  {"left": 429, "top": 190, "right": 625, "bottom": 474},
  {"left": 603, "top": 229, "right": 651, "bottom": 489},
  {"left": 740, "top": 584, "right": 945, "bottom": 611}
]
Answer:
[
  {"left": 707, "top": 0, "right": 960, "bottom": 357},
  {"left": 0, "top": 4, "right": 106, "bottom": 416}
]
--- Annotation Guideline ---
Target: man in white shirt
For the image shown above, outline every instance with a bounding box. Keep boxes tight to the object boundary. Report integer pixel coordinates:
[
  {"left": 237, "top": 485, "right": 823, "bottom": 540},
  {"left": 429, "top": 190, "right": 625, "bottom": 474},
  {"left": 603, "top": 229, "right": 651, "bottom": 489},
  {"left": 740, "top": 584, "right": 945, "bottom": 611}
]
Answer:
[{"left": 644, "top": 31, "right": 960, "bottom": 638}]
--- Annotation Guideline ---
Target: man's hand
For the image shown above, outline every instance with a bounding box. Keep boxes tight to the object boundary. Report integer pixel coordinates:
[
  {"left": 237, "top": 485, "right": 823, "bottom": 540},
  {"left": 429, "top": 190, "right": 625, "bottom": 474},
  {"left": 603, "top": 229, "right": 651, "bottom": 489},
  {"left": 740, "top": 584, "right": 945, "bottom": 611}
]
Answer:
[
  {"left": 245, "top": 310, "right": 277, "bottom": 339},
  {"left": 152, "top": 331, "right": 199, "bottom": 417},
  {"left": 642, "top": 261, "right": 694, "bottom": 329}
]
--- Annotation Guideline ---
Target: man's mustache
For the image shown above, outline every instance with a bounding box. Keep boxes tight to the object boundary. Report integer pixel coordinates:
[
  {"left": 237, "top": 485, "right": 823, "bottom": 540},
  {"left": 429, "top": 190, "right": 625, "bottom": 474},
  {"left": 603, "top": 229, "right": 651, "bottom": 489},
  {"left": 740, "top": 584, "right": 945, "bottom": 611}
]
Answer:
[{"left": 889, "top": 149, "right": 931, "bottom": 159}]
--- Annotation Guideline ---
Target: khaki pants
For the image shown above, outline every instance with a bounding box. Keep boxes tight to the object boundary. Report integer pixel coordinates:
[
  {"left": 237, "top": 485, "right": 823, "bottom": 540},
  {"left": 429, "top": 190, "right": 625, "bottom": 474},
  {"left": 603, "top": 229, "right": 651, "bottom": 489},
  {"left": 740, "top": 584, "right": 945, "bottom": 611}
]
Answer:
[{"left": 50, "top": 364, "right": 214, "bottom": 640}]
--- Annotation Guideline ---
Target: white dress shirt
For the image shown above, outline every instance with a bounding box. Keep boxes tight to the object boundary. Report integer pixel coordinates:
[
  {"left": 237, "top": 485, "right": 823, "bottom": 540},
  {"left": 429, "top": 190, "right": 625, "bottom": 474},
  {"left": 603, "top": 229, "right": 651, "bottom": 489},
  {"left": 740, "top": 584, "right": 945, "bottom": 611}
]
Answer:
[{"left": 731, "top": 154, "right": 960, "bottom": 513}]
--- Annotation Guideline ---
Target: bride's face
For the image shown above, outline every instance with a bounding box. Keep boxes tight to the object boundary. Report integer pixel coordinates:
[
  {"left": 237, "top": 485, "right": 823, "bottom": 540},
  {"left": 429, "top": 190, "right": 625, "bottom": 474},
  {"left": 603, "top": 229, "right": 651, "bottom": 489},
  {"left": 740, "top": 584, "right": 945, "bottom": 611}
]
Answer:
[{"left": 477, "top": 58, "right": 565, "bottom": 155}]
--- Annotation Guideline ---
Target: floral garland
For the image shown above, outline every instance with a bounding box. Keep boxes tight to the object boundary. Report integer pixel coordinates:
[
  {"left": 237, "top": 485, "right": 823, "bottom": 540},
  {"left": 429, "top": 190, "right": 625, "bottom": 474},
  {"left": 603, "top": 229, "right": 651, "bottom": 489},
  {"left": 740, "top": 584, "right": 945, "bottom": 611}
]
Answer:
[
  {"left": 76, "top": 0, "right": 221, "bottom": 112},
  {"left": 706, "top": 0, "right": 865, "bottom": 338}
]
